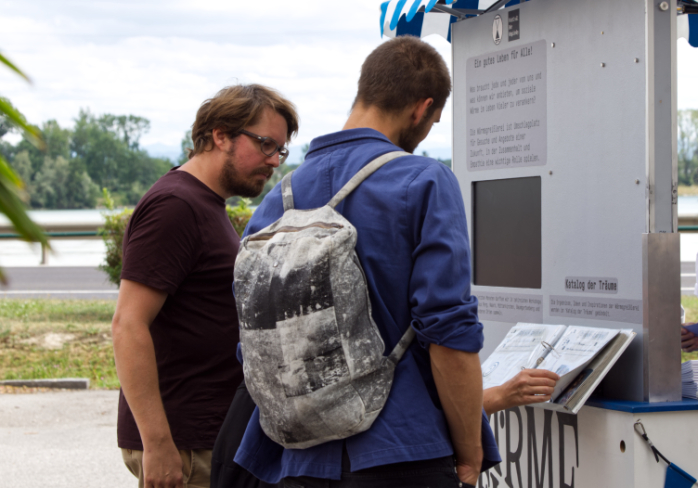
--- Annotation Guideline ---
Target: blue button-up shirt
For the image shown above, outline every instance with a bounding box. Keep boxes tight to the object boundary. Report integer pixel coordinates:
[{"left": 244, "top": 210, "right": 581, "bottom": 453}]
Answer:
[{"left": 234, "top": 128, "right": 501, "bottom": 483}]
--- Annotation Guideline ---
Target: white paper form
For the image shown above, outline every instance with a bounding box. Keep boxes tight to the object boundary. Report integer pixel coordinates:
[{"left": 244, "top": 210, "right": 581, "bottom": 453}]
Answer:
[
  {"left": 538, "top": 326, "right": 620, "bottom": 400},
  {"left": 481, "top": 323, "right": 567, "bottom": 389}
]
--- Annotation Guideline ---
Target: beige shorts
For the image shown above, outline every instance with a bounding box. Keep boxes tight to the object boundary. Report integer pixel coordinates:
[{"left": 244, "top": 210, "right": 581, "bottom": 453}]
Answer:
[{"left": 121, "top": 448, "right": 212, "bottom": 488}]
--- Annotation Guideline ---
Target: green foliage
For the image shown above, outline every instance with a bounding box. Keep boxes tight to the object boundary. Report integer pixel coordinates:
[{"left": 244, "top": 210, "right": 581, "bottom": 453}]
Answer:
[
  {"left": 98, "top": 189, "right": 134, "bottom": 286},
  {"left": 227, "top": 198, "right": 254, "bottom": 236},
  {"left": 179, "top": 129, "right": 193, "bottom": 165},
  {"left": 0, "top": 343, "right": 120, "bottom": 389},
  {"left": 679, "top": 109, "right": 698, "bottom": 186},
  {"left": 70, "top": 110, "right": 172, "bottom": 206},
  {"left": 0, "top": 55, "right": 48, "bottom": 284},
  {"left": 0, "top": 298, "right": 116, "bottom": 323},
  {"left": 2, "top": 108, "right": 174, "bottom": 209}
]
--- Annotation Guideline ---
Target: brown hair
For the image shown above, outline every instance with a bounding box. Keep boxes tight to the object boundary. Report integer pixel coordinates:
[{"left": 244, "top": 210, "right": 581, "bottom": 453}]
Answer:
[
  {"left": 353, "top": 36, "right": 451, "bottom": 116},
  {"left": 189, "top": 84, "right": 299, "bottom": 158}
]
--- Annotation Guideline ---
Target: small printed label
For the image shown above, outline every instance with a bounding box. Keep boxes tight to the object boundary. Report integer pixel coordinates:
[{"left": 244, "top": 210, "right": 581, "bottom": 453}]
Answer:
[
  {"left": 564, "top": 277, "right": 618, "bottom": 294},
  {"left": 549, "top": 295, "right": 642, "bottom": 324},
  {"left": 477, "top": 292, "right": 543, "bottom": 323},
  {"left": 508, "top": 9, "right": 520, "bottom": 42}
]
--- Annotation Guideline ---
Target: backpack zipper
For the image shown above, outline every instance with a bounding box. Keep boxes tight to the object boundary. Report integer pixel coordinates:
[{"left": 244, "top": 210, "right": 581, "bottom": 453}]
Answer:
[{"left": 248, "top": 223, "right": 344, "bottom": 242}]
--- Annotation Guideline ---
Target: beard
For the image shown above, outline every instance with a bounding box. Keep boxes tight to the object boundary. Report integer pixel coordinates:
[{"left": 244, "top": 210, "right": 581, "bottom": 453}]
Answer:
[
  {"left": 219, "top": 146, "right": 274, "bottom": 198},
  {"left": 397, "top": 114, "right": 432, "bottom": 154}
]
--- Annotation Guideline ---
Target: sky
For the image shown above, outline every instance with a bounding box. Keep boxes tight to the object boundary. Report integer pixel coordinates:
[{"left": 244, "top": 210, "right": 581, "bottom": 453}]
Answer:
[
  {"left": 0, "top": 0, "right": 453, "bottom": 161},
  {"left": 1, "top": 0, "right": 697, "bottom": 163}
]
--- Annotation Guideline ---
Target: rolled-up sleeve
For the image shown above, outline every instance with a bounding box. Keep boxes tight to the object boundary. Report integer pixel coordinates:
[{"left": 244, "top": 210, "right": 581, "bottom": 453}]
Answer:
[{"left": 406, "top": 163, "right": 483, "bottom": 353}]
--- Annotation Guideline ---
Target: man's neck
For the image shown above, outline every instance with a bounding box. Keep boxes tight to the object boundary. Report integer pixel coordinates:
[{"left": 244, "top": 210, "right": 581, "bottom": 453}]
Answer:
[
  {"left": 178, "top": 152, "right": 228, "bottom": 199},
  {"left": 342, "top": 105, "right": 407, "bottom": 147}
]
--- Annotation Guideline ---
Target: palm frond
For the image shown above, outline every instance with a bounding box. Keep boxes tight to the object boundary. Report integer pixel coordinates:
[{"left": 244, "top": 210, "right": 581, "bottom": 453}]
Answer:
[
  {"left": 0, "top": 52, "right": 31, "bottom": 83},
  {"left": 0, "top": 155, "right": 47, "bottom": 245},
  {"left": 0, "top": 98, "right": 44, "bottom": 149}
]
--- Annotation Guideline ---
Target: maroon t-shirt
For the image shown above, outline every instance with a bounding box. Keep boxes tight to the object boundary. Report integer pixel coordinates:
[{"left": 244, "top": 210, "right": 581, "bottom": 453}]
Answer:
[{"left": 117, "top": 167, "right": 243, "bottom": 450}]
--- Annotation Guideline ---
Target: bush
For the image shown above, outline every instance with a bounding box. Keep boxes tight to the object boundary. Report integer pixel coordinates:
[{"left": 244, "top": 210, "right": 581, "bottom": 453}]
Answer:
[
  {"left": 99, "top": 191, "right": 254, "bottom": 286},
  {"left": 98, "top": 189, "right": 133, "bottom": 286},
  {"left": 227, "top": 198, "right": 254, "bottom": 236}
]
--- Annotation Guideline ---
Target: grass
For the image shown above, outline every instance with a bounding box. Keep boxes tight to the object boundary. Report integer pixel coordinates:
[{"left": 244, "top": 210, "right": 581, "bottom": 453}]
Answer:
[
  {"left": 0, "top": 296, "right": 697, "bottom": 391},
  {"left": 678, "top": 185, "right": 698, "bottom": 197},
  {"left": 0, "top": 299, "right": 118, "bottom": 389}
]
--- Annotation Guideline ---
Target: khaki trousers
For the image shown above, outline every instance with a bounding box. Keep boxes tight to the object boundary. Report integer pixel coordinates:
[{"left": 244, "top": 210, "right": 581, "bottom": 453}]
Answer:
[{"left": 121, "top": 448, "right": 212, "bottom": 488}]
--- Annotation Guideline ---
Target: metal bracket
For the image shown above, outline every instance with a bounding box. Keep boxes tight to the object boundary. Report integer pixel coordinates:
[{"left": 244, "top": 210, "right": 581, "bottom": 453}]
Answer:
[
  {"left": 484, "top": 0, "right": 512, "bottom": 13},
  {"left": 432, "top": 5, "right": 480, "bottom": 18}
]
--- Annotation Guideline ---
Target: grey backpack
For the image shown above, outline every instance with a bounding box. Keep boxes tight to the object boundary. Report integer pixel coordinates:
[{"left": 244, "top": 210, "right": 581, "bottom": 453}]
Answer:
[{"left": 234, "top": 151, "right": 415, "bottom": 449}]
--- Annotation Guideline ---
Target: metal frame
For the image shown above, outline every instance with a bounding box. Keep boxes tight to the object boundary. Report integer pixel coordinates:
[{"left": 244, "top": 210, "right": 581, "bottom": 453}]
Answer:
[
  {"left": 449, "top": 0, "right": 683, "bottom": 403},
  {"left": 643, "top": 0, "right": 681, "bottom": 403},
  {"left": 642, "top": 233, "right": 681, "bottom": 402},
  {"left": 432, "top": 5, "right": 482, "bottom": 18},
  {"left": 646, "top": 0, "right": 678, "bottom": 234},
  {"left": 483, "top": 0, "right": 512, "bottom": 13}
]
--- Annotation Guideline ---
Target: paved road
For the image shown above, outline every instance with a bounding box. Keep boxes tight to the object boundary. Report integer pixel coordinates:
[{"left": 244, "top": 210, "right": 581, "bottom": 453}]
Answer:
[
  {"left": 0, "top": 265, "right": 695, "bottom": 298},
  {"left": 0, "top": 390, "right": 133, "bottom": 487},
  {"left": 0, "top": 267, "right": 118, "bottom": 299}
]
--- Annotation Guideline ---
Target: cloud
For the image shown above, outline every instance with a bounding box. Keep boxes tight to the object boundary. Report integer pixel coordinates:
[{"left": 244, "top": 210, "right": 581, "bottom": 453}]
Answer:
[
  {"left": 0, "top": 0, "right": 452, "bottom": 154},
  {"left": 2, "top": 0, "right": 695, "bottom": 159}
]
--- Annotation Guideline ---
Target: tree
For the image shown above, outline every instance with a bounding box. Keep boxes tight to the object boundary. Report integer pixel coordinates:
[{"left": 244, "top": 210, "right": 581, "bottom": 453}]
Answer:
[
  {"left": 678, "top": 109, "right": 698, "bottom": 186},
  {"left": 179, "top": 129, "right": 193, "bottom": 165},
  {"left": 31, "top": 155, "right": 99, "bottom": 209},
  {"left": 70, "top": 109, "right": 172, "bottom": 205}
]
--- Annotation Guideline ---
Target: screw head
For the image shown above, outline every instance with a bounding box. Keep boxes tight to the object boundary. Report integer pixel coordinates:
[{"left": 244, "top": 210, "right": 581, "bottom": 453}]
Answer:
[
  {"left": 549, "top": 171, "right": 553, "bottom": 175},
  {"left": 551, "top": 42, "right": 555, "bottom": 48},
  {"left": 601, "top": 62, "right": 606, "bottom": 68},
  {"left": 634, "top": 58, "right": 640, "bottom": 63},
  {"left": 659, "top": 1, "right": 669, "bottom": 11},
  {"left": 635, "top": 179, "right": 640, "bottom": 185}
]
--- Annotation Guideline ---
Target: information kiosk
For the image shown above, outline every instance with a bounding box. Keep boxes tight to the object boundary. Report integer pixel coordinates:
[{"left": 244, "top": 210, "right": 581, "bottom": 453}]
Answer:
[{"left": 381, "top": 1, "right": 698, "bottom": 486}]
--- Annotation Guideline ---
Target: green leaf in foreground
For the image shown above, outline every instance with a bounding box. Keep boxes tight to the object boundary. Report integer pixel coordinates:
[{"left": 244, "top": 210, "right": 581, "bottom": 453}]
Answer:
[
  {"left": 0, "top": 97, "right": 43, "bottom": 149},
  {"left": 0, "top": 155, "right": 47, "bottom": 245},
  {"left": 0, "top": 52, "right": 30, "bottom": 83}
]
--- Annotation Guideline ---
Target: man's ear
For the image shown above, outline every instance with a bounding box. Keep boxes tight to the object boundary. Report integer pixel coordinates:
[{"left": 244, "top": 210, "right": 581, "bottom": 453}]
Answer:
[
  {"left": 411, "top": 98, "right": 434, "bottom": 127},
  {"left": 212, "top": 128, "right": 232, "bottom": 151}
]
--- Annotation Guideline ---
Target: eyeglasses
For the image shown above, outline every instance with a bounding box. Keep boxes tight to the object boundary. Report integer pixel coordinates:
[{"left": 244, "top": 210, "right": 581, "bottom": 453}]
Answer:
[{"left": 238, "top": 130, "right": 289, "bottom": 164}]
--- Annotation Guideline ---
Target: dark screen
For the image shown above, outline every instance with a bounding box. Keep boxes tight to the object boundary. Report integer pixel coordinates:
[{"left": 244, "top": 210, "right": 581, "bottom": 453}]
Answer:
[{"left": 473, "top": 177, "right": 541, "bottom": 288}]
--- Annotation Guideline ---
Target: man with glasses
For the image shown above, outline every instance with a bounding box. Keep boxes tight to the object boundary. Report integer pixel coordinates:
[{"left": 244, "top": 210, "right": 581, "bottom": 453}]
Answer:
[{"left": 112, "top": 84, "right": 298, "bottom": 488}]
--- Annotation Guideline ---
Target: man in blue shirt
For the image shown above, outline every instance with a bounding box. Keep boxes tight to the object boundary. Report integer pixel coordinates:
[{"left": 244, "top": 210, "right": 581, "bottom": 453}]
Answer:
[{"left": 224, "top": 36, "right": 501, "bottom": 488}]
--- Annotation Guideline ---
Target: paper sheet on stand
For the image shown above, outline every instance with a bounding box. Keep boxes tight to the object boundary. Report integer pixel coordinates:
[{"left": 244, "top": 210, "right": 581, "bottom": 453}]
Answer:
[
  {"left": 481, "top": 323, "right": 566, "bottom": 389},
  {"left": 538, "top": 326, "right": 620, "bottom": 400}
]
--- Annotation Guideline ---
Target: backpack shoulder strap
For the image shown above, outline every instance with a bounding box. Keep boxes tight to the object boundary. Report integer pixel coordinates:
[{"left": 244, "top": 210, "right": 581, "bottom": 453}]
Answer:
[
  {"left": 327, "top": 151, "right": 409, "bottom": 209},
  {"left": 281, "top": 171, "right": 295, "bottom": 211},
  {"left": 387, "top": 326, "right": 416, "bottom": 365}
]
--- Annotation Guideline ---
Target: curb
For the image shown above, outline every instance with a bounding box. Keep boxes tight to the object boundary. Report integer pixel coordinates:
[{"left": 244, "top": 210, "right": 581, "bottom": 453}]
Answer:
[{"left": 0, "top": 378, "right": 90, "bottom": 390}]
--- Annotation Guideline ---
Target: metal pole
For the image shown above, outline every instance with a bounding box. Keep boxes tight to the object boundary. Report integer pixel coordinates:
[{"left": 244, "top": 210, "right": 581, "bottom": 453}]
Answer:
[{"left": 643, "top": 0, "right": 681, "bottom": 402}]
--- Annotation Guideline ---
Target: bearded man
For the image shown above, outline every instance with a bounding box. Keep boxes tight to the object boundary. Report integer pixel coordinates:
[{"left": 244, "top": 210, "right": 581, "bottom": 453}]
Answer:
[{"left": 112, "top": 85, "right": 298, "bottom": 488}]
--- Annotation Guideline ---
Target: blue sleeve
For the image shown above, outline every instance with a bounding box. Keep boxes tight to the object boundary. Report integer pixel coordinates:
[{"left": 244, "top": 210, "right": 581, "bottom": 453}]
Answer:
[
  {"left": 242, "top": 183, "right": 284, "bottom": 238},
  {"left": 406, "top": 162, "right": 484, "bottom": 353}
]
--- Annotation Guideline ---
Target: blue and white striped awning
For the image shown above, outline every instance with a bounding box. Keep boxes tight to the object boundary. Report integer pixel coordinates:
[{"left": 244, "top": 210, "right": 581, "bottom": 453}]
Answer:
[{"left": 380, "top": 0, "right": 698, "bottom": 47}]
